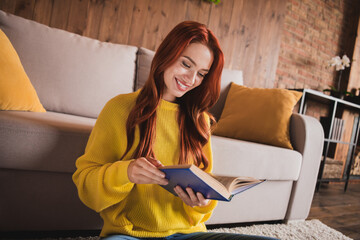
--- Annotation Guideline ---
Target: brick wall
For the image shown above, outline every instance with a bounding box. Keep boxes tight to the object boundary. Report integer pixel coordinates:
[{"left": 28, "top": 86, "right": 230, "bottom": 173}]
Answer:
[
  {"left": 275, "top": 0, "right": 359, "bottom": 120},
  {"left": 275, "top": 0, "right": 351, "bottom": 91}
]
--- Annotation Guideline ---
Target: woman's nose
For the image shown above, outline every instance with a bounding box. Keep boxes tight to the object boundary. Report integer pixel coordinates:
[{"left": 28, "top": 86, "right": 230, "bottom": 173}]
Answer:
[{"left": 185, "top": 70, "right": 197, "bottom": 85}]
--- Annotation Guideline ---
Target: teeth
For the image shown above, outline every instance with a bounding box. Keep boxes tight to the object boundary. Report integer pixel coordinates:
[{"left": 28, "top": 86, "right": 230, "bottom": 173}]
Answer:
[{"left": 176, "top": 79, "right": 187, "bottom": 88}]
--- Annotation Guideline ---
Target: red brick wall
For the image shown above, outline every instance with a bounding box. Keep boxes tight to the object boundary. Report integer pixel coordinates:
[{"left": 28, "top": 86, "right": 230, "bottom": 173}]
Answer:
[{"left": 275, "top": 0, "right": 352, "bottom": 91}]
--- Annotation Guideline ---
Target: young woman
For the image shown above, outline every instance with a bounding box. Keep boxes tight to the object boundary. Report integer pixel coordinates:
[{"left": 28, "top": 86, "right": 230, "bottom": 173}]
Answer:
[{"left": 73, "top": 21, "right": 277, "bottom": 240}]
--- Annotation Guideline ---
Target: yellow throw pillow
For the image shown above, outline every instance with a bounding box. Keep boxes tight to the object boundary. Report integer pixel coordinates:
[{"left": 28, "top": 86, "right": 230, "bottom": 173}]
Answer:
[
  {"left": 213, "top": 83, "right": 302, "bottom": 149},
  {"left": 0, "top": 29, "right": 45, "bottom": 112}
]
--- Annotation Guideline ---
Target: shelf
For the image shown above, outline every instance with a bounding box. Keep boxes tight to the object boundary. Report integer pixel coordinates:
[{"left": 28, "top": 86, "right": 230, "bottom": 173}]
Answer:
[
  {"left": 319, "top": 178, "right": 347, "bottom": 183},
  {"left": 293, "top": 88, "right": 360, "bottom": 110},
  {"left": 323, "top": 138, "right": 357, "bottom": 145},
  {"left": 295, "top": 88, "right": 360, "bottom": 192},
  {"left": 319, "top": 175, "right": 360, "bottom": 183}
]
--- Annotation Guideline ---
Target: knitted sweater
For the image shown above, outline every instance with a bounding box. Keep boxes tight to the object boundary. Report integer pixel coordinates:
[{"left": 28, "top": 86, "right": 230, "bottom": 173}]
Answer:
[{"left": 72, "top": 91, "right": 217, "bottom": 238}]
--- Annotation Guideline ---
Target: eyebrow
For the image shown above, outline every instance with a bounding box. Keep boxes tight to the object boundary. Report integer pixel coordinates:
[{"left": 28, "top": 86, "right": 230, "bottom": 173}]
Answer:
[{"left": 183, "top": 56, "right": 209, "bottom": 72}]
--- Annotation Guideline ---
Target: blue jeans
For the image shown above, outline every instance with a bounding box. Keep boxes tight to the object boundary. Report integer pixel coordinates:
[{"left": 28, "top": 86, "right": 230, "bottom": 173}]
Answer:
[{"left": 102, "top": 232, "right": 279, "bottom": 240}]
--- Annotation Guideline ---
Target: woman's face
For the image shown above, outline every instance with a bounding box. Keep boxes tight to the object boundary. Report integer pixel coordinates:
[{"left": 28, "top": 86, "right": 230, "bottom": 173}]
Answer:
[{"left": 162, "top": 43, "right": 213, "bottom": 102}]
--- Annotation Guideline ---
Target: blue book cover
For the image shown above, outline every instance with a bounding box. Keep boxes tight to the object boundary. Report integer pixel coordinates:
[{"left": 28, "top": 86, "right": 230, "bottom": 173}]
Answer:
[{"left": 159, "top": 165, "right": 264, "bottom": 202}]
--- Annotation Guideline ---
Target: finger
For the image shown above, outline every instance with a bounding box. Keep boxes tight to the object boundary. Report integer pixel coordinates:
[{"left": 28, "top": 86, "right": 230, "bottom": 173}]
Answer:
[
  {"left": 186, "top": 187, "right": 200, "bottom": 205},
  {"left": 136, "top": 167, "right": 168, "bottom": 185},
  {"left": 137, "top": 158, "right": 165, "bottom": 178},
  {"left": 175, "top": 186, "right": 189, "bottom": 200},
  {"left": 136, "top": 163, "right": 168, "bottom": 184},
  {"left": 196, "top": 192, "right": 209, "bottom": 206},
  {"left": 147, "top": 157, "right": 164, "bottom": 167},
  {"left": 133, "top": 174, "right": 153, "bottom": 184},
  {"left": 174, "top": 185, "right": 180, "bottom": 196},
  {"left": 130, "top": 159, "right": 168, "bottom": 185},
  {"left": 132, "top": 170, "right": 168, "bottom": 185},
  {"left": 174, "top": 186, "right": 193, "bottom": 207}
]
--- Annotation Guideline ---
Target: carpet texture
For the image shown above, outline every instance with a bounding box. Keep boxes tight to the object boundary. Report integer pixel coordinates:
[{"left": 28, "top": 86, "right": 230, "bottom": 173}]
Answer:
[
  {"left": 25, "top": 219, "right": 352, "bottom": 240},
  {"left": 209, "top": 219, "right": 352, "bottom": 240}
]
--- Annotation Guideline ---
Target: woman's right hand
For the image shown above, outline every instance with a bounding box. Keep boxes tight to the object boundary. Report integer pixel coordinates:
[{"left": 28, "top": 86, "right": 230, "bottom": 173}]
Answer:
[{"left": 127, "top": 157, "right": 169, "bottom": 185}]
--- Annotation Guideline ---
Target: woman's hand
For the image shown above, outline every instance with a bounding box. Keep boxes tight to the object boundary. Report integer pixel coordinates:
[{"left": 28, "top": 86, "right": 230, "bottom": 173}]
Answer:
[
  {"left": 174, "top": 185, "right": 210, "bottom": 207},
  {"left": 127, "top": 157, "right": 169, "bottom": 185}
]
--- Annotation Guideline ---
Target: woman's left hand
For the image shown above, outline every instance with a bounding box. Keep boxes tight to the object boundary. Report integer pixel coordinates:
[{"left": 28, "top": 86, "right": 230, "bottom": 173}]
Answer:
[{"left": 174, "top": 185, "right": 210, "bottom": 207}]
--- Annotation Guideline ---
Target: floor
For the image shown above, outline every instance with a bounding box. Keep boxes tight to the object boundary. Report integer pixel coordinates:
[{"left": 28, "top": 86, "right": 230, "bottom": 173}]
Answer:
[
  {"left": 2, "top": 183, "right": 360, "bottom": 239},
  {"left": 307, "top": 182, "right": 360, "bottom": 240}
]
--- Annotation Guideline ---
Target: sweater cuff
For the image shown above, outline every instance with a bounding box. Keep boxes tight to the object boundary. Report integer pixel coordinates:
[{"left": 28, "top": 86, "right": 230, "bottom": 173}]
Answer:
[
  {"left": 105, "top": 160, "right": 135, "bottom": 187},
  {"left": 188, "top": 200, "right": 218, "bottom": 214}
]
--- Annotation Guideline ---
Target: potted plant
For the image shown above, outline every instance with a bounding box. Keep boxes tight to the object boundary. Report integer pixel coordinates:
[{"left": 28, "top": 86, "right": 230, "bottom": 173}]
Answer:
[
  {"left": 204, "top": 0, "right": 221, "bottom": 4},
  {"left": 323, "top": 85, "right": 353, "bottom": 100},
  {"left": 344, "top": 88, "right": 360, "bottom": 104},
  {"left": 323, "top": 55, "right": 351, "bottom": 99}
]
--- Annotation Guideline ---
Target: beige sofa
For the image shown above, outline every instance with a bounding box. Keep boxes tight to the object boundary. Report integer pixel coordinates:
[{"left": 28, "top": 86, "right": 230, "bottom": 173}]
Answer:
[{"left": 0, "top": 10, "right": 324, "bottom": 232}]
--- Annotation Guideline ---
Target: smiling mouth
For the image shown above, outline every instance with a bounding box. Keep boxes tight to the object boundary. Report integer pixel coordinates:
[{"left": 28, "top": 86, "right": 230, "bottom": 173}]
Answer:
[{"left": 176, "top": 78, "right": 191, "bottom": 91}]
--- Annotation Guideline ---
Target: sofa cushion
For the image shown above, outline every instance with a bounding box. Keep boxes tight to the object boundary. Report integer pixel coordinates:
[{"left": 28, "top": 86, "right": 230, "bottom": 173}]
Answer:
[
  {"left": 0, "top": 110, "right": 302, "bottom": 180},
  {"left": 0, "top": 29, "right": 45, "bottom": 112},
  {"left": 209, "top": 68, "right": 243, "bottom": 120},
  {"left": 213, "top": 84, "right": 302, "bottom": 149},
  {"left": 135, "top": 47, "right": 155, "bottom": 91},
  {"left": 0, "top": 10, "right": 137, "bottom": 118},
  {"left": 135, "top": 47, "right": 243, "bottom": 120},
  {"left": 0, "top": 111, "right": 95, "bottom": 173},
  {"left": 211, "top": 135, "right": 302, "bottom": 180}
]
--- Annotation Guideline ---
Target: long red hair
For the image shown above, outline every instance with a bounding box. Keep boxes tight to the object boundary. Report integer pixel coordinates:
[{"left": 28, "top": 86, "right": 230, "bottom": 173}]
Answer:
[{"left": 121, "top": 21, "right": 224, "bottom": 170}]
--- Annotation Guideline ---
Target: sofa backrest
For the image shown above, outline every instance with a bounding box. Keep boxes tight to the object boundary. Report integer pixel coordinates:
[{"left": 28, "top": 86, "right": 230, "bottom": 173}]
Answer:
[
  {"left": 135, "top": 47, "right": 243, "bottom": 120},
  {"left": 0, "top": 10, "right": 137, "bottom": 118},
  {"left": 1, "top": 10, "right": 243, "bottom": 120}
]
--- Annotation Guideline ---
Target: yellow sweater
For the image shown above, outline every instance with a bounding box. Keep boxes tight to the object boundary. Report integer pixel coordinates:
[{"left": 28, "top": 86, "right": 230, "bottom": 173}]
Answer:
[{"left": 72, "top": 91, "right": 217, "bottom": 238}]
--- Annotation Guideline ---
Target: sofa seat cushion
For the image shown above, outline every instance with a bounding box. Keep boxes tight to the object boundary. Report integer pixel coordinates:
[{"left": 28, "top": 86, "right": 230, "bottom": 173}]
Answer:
[
  {"left": 0, "top": 10, "right": 137, "bottom": 118},
  {"left": 0, "top": 111, "right": 95, "bottom": 173},
  {"left": 211, "top": 135, "right": 302, "bottom": 180}
]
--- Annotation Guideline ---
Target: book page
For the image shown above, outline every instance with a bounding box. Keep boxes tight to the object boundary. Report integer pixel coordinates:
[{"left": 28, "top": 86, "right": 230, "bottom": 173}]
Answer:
[
  {"left": 211, "top": 174, "right": 261, "bottom": 191},
  {"left": 210, "top": 175, "right": 243, "bottom": 189}
]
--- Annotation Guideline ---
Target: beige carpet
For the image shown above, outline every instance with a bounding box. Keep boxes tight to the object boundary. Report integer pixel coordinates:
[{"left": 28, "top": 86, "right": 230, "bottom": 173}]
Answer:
[
  {"left": 22, "top": 219, "right": 352, "bottom": 240},
  {"left": 209, "top": 219, "right": 352, "bottom": 240}
]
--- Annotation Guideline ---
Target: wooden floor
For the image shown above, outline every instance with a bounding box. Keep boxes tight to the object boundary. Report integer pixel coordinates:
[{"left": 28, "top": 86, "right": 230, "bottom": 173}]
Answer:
[{"left": 308, "top": 182, "right": 360, "bottom": 240}]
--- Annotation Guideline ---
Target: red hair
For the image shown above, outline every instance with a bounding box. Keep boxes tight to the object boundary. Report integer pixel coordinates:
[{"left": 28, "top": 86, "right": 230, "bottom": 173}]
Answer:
[{"left": 121, "top": 21, "right": 224, "bottom": 170}]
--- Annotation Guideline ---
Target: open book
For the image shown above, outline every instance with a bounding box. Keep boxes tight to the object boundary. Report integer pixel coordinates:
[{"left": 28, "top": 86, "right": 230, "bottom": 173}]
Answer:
[{"left": 159, "top": 164, "right": 264, "bottom": 202}]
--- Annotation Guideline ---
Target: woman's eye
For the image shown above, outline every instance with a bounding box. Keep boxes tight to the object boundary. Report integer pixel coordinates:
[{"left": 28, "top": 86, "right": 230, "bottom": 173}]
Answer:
[
  {"left": 182, "top": 61, "right": 190, "bottom": 68},
  {"left": 198, "top": 72, "right": 205, "bottom": 78}
]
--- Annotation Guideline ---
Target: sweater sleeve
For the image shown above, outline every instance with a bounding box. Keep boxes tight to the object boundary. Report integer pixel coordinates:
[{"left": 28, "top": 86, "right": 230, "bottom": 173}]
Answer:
[{"left": 72, "top": 98, "right": 135, "bottom": 213}]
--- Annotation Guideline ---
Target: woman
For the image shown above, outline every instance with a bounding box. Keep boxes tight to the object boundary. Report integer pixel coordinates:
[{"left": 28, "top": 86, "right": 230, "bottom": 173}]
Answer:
[{"left": 73, "top": 21, "right": 276, "bottom": 240}]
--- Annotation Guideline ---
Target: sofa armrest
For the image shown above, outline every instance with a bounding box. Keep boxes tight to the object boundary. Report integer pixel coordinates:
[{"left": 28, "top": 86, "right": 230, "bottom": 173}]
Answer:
[{"left": 285, "top": 113, "right": 324, "bottom": 221}]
